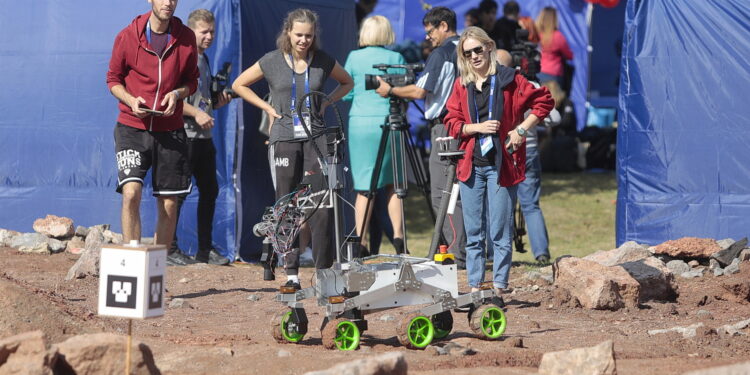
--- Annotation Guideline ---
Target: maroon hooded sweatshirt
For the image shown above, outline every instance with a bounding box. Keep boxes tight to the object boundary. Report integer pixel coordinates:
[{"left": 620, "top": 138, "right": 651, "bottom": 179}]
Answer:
[{"left": 107, "top": 12, "right": 199, "bottom": 132}]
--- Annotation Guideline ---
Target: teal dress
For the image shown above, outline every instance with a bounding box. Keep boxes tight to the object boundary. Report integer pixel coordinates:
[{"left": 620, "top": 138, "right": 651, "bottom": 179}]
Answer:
[{"left": 343, "top": 46, "right": 406, "bottom": 191}]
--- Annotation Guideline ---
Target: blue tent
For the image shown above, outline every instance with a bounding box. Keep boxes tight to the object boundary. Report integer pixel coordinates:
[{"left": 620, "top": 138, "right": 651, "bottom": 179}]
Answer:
[{"left": 617, "top": 0, "right": 750, "bottom": 245}]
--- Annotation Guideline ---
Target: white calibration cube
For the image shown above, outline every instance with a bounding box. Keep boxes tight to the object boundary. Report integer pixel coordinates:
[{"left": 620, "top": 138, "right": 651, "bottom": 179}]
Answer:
[{"left": 98, "top": 242, "right": 166, "bottom": 319}]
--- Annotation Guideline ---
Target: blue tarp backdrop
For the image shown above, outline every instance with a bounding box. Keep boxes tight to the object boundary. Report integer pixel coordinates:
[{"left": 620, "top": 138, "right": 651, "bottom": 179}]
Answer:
[{"left": 617, "top": 0, "right": 750, "bottom": 245}]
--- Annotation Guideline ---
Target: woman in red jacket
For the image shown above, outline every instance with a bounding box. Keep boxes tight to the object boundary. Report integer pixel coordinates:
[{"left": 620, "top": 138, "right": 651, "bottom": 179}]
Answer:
[{"left": 444, "top": 27, "right": 553, "bottom": 297}]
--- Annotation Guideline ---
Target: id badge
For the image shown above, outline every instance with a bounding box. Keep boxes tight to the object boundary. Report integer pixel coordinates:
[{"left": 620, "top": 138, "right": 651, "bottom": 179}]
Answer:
[
  {"left": 293, "top": 111, "right": 311, "bottom": 139},
  {"left": 479, "top": 135, "right": 494, "bottom": 156},
  {"left": 198, "top": 97, "right": 210, "bottom": 112}
]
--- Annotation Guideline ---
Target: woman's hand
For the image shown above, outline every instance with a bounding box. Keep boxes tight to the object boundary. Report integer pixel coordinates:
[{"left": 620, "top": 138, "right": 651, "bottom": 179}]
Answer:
[
  {"left": 473, "top": 120, "right": 500, "bottom": 134},
  {"left": 506, "top": 128, "right": 525, "bottom": 151}
]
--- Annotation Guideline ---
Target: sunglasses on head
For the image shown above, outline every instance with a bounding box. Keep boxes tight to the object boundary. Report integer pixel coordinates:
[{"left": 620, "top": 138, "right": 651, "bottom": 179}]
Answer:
[{"left": 462, "top": 46, "right": 485, "bottom": 58}]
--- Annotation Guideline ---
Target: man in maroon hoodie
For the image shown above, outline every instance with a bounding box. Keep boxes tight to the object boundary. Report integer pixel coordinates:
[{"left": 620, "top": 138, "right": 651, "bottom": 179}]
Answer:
[{"left": 106, "top": 0, "right": 199, "bottom": 265}]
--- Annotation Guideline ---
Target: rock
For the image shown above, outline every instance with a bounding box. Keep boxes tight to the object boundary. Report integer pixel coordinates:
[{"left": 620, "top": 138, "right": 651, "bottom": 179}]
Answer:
[
  {"left": 33, "top": 215, "right": 74, "bottom": 238},
  {"left": 652, "top": 237, "right": 721, "bottom": 258},
  {"left": 74, "top": 225, "right": 89, "bottom": 237},
  {"left": 0, "top": 330, "right": 57, "bottom": 375},
  {"left": 65, "top": 228, "right": 105, "bottom": 280},
  {"left": 714, "top": 268, "right": 725, "bottom": 277},
  {"left": 717, "top": 317, "right": 750, "bottom": 336},
  {"left": 277, "top": 349, "right": 291, "bottom": 357},
  {"left": 303, "top": 352, "right": 407, "bottom": 375},
  {"left": 584, "top": 241, "right": 651, "bottom": 266},
  {"left": 102, "top": 230, "right": 123, "bottom": 244},
  {"left": 379, "top": 314, "right": 395, "bottom": 322},
  {"left": 696, "top": 310, "right": 713, "bottom": 319},
  {"left": 47, "top": 238, "right": 66, "bottom": 253},
  {"left": 648, "top": 323, "right": 704, "bottom": 338},
  {"left": 504, "top": 337, "right": 524, "bottom": 348},
  {"left": 740, "top": 249, "right": 750, "bottom": 262},
  {"left": 537, "top": 340, "right": 616, "bottom": 375},
  {"left": 709, "top": 258, "right": 721, "bottom": 270},
  {"left": 724, "top": 258, "right": 740, "bottom": 275},
  {"left": 19, "top": 242, "right": 50, "bottom": 254},
  {"left": 666, "top": 260, "right": 691, "bottom": 275},
  {"left": 619, "top": 257, "right": 678, "bottom": 301},
  {"left": 53, "top": 333, "right": 159, "bottom": 375},
  {"left": 681, "top": 269, "right": 705, "bottom": 279},
  {"left": 168, "top": 298, "right": 191, "bottom": 309},
  {"left": 10, "top": 233, "right": 49, "bottom": 253},
  {"left": 688, "top": 260, "right": 700, "bottom": 267},
  {"left": 178, "top": 278, "right": 189, "bottom": 283},
  {"left": 89, "top": 224, "right": 110, "bottom": 232},
  {"left": 716, "top": 238, "right": 735, "bottom": 250},
  {"left": 0, "top": 228, "right": 20, "bottom": 247},
  {"left": 554, "top": 257, "right": 640, "bottom": 310},
  {"left": 711, "top": 237, "right": 748, "bottom": 267},
  {"left": 425, "top": 345, "right": 442, "bottom": 356},
  {"left": 65, "top": 236, "right": 85, "bottom": 254},
  {"left": 246, "top": 294, "right": 261, "bottom": 301},
  {"left": 531, "top": 284, "right": 540, "bottom": 291},
  {"left": 722, "top": 280, "right": 750, "bottom": 302},
  {"left": 683, "top": 361, "right": 750, "bottom": 375}
]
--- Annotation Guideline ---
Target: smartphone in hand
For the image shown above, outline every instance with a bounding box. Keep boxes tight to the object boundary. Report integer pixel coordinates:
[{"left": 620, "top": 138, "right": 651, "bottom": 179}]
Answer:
[{"left": 138, "top": 105, "right": 164, "bottom": 116}]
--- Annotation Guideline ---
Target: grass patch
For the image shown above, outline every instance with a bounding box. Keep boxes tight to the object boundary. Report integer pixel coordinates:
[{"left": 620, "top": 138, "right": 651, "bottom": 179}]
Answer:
[{"left": 376, "top": 172, "right": 617, "bottom": 261}]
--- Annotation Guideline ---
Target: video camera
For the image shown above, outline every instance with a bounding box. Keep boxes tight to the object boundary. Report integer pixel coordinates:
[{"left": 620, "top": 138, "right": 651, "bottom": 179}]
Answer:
[
  {"left": 510, "top": 29, "right": 541, "bottom": 81},
  {"left": 364, "top": 63, "right": 424, "bottom": 91},
  {"left": 210, "top": 62, "right": 240, "bottom": 104}
]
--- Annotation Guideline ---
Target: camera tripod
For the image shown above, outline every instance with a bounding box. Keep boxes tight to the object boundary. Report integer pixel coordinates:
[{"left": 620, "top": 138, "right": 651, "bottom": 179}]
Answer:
[{"left": 359, "top": 96, "right": 439, "bottom": 255}]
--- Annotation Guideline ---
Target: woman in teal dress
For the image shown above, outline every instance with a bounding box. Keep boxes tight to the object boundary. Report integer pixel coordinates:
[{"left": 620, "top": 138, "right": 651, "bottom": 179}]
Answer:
[{"left": 343, "top": 15, "right": 406, "bottom": 254}]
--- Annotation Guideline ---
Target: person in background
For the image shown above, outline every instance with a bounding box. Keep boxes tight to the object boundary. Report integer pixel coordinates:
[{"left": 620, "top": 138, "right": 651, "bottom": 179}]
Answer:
[
  {"left": 444, "top": 27, "right": 553, "bottom": 299},
  {"left": 517, "top": 15, "right": 540, "bottom": 44},
  {"left": 492, "top": 0, "right": 521, "bottom": 51},
  {"left": 232, "top": 8, "right": 353, "bottom": 290},
  {"left": 355, "top": 0, "right": 378, "bottom": 27},
  {"left": 477, "top": 0, "right": 498, "bottom": 38},
  {"left": 535, "top": 7, "right": 573, "bottom": 88},
  {"left": 107, "top": 0, "right": 198, "bottom": 263},
  {"left": 343, "top": 16, "right": 406, "bottom": 255},
  {"left": 464, "top": 8, "right": 480, "bottom": 29},
  {"left": 497, "top": 49, "right": 555, "bottom": 264},
  {"left": 374, "top": 6, "right": 467, "bottom": 269},
  {"left": 170, "top": 9, "right": 232, "bottom": 265}
]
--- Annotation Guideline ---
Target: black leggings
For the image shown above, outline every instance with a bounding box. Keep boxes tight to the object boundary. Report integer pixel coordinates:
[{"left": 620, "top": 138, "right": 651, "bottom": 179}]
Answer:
[{"left": 269, "top": 137, "right": 333, "bottom": 275}]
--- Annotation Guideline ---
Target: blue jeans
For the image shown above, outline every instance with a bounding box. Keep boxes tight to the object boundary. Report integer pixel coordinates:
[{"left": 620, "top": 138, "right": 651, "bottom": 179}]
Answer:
[
  {"left": 518, "top": 146, "right": 550, "bottom": 259},
  {"left": 459, "top": 165, "right": 517, "bottom": 289}
]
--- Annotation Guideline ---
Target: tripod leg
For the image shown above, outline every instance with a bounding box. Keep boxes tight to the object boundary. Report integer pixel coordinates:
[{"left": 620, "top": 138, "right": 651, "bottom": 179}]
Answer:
[{"left": 359, "top": 125, "right": 391, "bottom": 251}]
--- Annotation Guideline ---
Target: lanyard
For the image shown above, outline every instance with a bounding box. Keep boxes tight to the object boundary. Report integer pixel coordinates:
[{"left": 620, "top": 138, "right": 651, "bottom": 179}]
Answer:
[
  {"left": 289, "top": 54, "right": 311, "bottom": 113},
  {"left": 146, "top": 21, "right": 170, "bottom": 46},
  {"left": 472, "top": 75, "right": 496, "bottom": 123}
]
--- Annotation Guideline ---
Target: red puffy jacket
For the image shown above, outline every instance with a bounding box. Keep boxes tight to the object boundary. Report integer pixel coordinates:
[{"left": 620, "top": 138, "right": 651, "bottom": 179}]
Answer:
[
  {"left": 444, "top": 68, "right": 554, "bottom": 187},
  {"left": 106, "top": 12, "right": 198, "bottom": 131}
]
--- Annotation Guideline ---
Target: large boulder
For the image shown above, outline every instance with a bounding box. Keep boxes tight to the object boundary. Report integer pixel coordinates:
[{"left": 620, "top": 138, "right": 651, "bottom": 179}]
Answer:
[
  {"left": 652, "top": 237, "right": 721, "bottom": 258},
  {"left": 65, "top": 228, "right": 105, "bottom": 280},
  {"left": 554, "top": 257, "right": 640, "bottom": 310},
  {"left": 584, "top": 241, "right": 651, "bottom": 266},
  {"left": 53, "top": 333, "right": 160, "bottom": 375},
  {"left": 619, "top": 257, "right": 678, "bottom": 301},
  {"left": 9, "top": 233, "right": 49, "bottom": 254},
  {"left": 32, "top": 215, "right": 74, "bottom": 239},
  {"left": 538, "top": 340, "right": 616, "bottom": 375},
  {"left": 303, "top": 352, "right": 406, "bottom": 375},
  {"left": 711, "top": 238, "right": 749, "bottom": 267},
  {"left": 0, "top": 330, "right": 57, "bottom": 375}
]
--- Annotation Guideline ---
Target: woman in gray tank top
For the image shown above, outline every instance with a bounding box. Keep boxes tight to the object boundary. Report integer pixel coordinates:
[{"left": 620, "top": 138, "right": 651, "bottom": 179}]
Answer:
[{"left": 232, "top": 8, "right": 353, "bottom": 289}]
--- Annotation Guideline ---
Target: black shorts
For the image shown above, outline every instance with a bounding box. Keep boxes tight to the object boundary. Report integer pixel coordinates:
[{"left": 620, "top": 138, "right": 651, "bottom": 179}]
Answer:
[{"left": 114, "top": 123, "right": 191, "bottom": 196}]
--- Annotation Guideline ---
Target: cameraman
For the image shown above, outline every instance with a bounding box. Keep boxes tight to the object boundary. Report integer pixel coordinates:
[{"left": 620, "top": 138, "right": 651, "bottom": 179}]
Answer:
[
  {"left": 171, "top": 9, "right": 232, "bottom": 265},
  {"left": 375, "top": 6, "right": 466, "bottom": 268}
]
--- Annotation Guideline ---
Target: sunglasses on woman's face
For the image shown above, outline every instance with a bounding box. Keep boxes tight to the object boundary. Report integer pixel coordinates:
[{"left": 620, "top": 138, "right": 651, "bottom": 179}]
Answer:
[{"left": 462, "top": 46, "right": 485, "bottom": 58}]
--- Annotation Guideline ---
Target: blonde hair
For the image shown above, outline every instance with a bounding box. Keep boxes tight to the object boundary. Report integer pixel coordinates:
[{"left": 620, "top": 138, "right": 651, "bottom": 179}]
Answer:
[
  {"left": 276, "top": 8, "right": 320, "bottom": 56},
  {"left": 359, "top": 16, "right": 395, "bottom": 47},
  {"left": 535, "top": 7, "right": 558, "bottom": 48},
  {"left": 457, "top": 26, "right": 498, "bottom": 86},
  {"left": 188, "top": 9, "right": 215, "bottom": 28}
]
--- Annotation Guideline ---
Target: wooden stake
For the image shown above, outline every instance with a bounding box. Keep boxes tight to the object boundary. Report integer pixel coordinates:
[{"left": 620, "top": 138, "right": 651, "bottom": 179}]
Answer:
[{"left": 126, "top": 319, "right": 132, "bottom": 375}]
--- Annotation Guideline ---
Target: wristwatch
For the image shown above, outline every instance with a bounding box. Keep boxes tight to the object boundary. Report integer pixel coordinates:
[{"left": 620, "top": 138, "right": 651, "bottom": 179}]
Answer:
[{"left": 516, "top": 127, "right": 527, "bottom": 137}]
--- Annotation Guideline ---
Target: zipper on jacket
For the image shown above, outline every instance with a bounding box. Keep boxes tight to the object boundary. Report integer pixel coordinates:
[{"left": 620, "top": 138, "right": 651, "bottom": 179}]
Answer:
[{"left": 143, "top": 40, "right": 176, "bottom": 131}]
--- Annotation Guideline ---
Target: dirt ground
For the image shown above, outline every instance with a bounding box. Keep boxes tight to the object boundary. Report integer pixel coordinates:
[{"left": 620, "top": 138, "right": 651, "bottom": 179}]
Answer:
[{"left": 1, "top": 247, "right": 749, "bottom": 375}]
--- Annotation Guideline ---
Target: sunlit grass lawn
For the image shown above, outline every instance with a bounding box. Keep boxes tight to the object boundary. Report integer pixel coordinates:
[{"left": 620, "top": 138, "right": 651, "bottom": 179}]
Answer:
[{"left": 377, "top": 172, "right": 617, "bottom": 262}]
